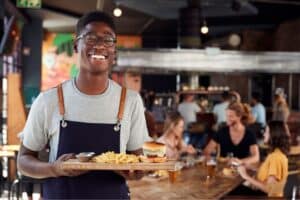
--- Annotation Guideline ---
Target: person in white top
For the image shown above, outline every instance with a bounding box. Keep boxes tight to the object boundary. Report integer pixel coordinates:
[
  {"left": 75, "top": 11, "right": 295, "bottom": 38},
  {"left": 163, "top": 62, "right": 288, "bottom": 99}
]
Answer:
[
  {"left": 212, "top": 91, "right": 231, "bottom": 127},
  {"left": 250, "top": 92, "right": 266, "bottom": 127},
  {"left": 177, "top": 94, "right": 201, "bottom": 130}
]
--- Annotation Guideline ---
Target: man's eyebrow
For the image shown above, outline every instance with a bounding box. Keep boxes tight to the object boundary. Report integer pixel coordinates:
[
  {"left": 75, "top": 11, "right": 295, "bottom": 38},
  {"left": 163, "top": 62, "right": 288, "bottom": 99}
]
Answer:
[{"left": 103, "top": 31, "right": 115, "bottom": 37}]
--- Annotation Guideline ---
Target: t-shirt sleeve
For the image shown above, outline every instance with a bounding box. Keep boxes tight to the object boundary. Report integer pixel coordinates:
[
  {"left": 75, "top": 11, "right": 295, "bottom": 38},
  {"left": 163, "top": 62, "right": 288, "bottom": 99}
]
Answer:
[
  {"left": 126, "top": 93, "right": 150, "bottom": 151},
  {"left": 246, "top": 129, "right": 257, "bottom": 146},
  {"left": 22, "top": 93, "right": 49, "bottom": 152},
  {"left": 267, "top": 155, "right": 284, "bottom": 181},
  {"left": 194, "top": 103, "right": 201, "bottom": 113}
]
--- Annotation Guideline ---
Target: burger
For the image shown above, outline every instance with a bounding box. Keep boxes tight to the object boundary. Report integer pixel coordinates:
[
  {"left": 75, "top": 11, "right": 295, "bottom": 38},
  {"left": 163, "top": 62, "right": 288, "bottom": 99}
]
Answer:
[{"left": 140, "top": 141, "right": 167, "bottom": 163}]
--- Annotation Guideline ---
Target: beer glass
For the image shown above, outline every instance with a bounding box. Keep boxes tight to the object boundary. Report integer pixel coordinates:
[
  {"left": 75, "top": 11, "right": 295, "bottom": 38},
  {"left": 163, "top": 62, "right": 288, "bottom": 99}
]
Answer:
[
  {"left": 206, "top": 158, "right": 217, "bottom": 178},
  {"left": 168, "top": 170, "right": 180, "bottom": 183}
]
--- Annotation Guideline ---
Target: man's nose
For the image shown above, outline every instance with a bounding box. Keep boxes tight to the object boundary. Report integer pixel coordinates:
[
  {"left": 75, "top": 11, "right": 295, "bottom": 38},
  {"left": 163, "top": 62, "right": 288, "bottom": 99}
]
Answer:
[
  {"left": 93, "top": 38, "right": 106, "bottom": 48},
  {"left": 93, "top": 42, "right": 106, "bottom": 49}
]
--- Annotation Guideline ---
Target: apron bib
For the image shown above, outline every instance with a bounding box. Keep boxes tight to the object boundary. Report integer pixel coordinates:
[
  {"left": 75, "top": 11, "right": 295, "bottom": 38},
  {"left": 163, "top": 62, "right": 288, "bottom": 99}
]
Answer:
[{"left": 43, "top": 84, "right": 129, "bottom": 199}]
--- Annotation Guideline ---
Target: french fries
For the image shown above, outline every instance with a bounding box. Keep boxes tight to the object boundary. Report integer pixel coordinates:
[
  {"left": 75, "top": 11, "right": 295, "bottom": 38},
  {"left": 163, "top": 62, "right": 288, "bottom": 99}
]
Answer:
[{"left": 92, "top": 151, "right": 140, "bottom": 164}]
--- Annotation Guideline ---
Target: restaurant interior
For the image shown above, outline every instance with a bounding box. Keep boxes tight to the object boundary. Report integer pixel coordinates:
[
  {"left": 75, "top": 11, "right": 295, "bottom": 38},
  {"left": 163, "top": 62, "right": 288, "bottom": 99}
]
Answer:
[{"left": 1, "top": 0, "right": 300, "bottom": 199}]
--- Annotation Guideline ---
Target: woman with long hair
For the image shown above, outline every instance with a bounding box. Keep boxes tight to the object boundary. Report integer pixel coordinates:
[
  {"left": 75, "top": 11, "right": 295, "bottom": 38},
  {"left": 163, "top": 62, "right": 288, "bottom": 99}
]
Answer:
[
  {"left": 204, "top": 102, "right": 260, "bottom": 166},
  {"left": 157, "top": 112, "right": 196, "bottom": 160},
  {"left": 236, "top": 121, "right": 290, "bottom": 197}
]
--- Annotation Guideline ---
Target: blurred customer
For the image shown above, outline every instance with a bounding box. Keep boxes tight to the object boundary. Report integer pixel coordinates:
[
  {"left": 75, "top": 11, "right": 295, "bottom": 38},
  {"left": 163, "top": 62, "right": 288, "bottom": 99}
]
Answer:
[
  {"left": 250, "top": 92, "right": 266, "bottom": 127},
  {"left": 204, "top": 102, "right": 259, "bottom": 166},
  {"left": 178, "top": 94, "right": 201, "bottom": 130},
  {"left": 262, "top": 122, "right": 291, "bottom": 144},
  {"left": 212, "top": 91, "right": 230, "bottom": 128},
  {"left": 140, "top": 90, "right": 157, "bottom": 139},
  {"left": 144, "top": 110, "right": 157, "bottom": 139},
  {"left": 272, "top": 88, "right": 290, "bottom": 122},
  {"left": 157, "top": 112, "right": 196, "bottom": 160},
  {"left": 230, "top": 90, "right": 241, "bottom": 103},
  {"left": 241, "top": 103, "right": 256, "bottom": 126},
  {"left": 242, "top": 103, "right": 264, "bottom": 140},
  {"left": 236, "top": 121, "right": 290, "bottom": 197}
]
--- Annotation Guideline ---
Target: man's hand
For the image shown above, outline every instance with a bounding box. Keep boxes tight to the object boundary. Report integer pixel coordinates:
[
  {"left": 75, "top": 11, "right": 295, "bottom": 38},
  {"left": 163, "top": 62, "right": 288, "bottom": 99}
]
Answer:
[
  {"left": 115, "top": 170, "right": 144, "bottom": 180},
  {"left": 52, "top": 153, "right": 88, "bottom": 177}
]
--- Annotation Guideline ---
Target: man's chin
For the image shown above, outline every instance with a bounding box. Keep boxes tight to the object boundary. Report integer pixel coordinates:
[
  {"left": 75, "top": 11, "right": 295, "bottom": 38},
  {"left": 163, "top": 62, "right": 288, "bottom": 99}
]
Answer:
[
  {"left": 87, "top": 65, "right": 110, "bottom": 74},
  {"left": 90, "top": 69, "right": 110, "bottom": 75}
]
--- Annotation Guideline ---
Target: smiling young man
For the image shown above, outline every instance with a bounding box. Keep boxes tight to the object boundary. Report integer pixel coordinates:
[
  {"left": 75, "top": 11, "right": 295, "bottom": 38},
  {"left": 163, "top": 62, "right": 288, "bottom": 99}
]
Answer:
[{"left": 17, "top": 11, "right": 149, "bottom": 199}]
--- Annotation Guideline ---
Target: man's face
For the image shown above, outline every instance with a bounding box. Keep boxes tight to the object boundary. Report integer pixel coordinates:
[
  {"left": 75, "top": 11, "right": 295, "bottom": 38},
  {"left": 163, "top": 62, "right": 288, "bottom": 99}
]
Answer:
[
  {"left": 250, "top": 98, "right": 256, "bottom": 106},
  {"left": 75, "top": 22, "right": 116, "bottom": 74}
]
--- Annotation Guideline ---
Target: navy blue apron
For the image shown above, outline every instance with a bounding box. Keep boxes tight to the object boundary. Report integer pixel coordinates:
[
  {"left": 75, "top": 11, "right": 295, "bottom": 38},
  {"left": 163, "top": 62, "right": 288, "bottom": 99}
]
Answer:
[{"left": 43, "top": 84, "right": 129, "bottom": 199}]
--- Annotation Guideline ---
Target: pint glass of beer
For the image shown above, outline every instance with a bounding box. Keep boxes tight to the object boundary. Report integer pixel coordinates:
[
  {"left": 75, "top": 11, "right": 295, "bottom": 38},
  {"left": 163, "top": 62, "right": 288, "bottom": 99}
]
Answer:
[
  {"left": 168, "top": 170, "right": 180, "bottom": 183},
  {"left": 206, "top": 159, "right": 217, "bottom": 178}
]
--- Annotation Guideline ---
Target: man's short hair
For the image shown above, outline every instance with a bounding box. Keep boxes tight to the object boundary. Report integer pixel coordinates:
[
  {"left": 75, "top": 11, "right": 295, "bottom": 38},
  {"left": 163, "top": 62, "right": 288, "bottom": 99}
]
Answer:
[
  {"left": 222, "top": 91, "right": 230, "bottom": 100},
  {"left": 76, "top": 11, "right": 116, "bottom": 36},
  {"left": 252, "top": 92, "right": 261, "bottom": 102}
]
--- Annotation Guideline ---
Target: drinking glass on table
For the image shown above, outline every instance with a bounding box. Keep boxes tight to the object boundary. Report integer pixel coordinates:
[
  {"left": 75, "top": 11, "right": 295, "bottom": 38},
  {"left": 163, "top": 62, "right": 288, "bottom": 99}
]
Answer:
[
  {"left": 226, "top": 152, "right": 234, "bottom": 159},
  {"left": 168, "top": 170, "right": 180, "bottom": 183},
  {"left": 206, "top": 157, "right": 217, "bottom": 179},
  {"left": 226, "top": 152, "right": 236, "bottom": 166},
  {"left": 168, "top": 162, "right": 183, "bottom": 183}
]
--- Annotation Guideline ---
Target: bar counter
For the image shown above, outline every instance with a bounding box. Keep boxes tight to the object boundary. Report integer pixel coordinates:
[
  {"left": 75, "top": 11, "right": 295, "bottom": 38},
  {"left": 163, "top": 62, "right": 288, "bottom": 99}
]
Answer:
[{"left": 128, "top": 163, "right": 244, "bottom": 200}]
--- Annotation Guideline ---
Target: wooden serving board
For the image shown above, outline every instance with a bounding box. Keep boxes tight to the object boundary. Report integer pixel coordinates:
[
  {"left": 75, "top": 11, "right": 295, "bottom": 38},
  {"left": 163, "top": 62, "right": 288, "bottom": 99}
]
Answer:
[{"left": 61, "top": 159, "right": 177, "bottom": 171}]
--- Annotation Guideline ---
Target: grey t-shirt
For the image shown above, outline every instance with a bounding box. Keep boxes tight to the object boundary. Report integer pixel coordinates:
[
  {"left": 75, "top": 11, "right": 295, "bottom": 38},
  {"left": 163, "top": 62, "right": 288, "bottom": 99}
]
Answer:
[
  {"left": 178, "top": 102, "right": 201, "bottom": 130},
  {"left": 21, "top": 79, "right": 149, "bottom": 162}
]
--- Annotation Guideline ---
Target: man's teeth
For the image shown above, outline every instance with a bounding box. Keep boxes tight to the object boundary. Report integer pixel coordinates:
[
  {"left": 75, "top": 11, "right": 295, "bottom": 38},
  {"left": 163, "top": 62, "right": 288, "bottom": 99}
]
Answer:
[{"left": 91, "top": 55, "right": 106, "bottom": 59}]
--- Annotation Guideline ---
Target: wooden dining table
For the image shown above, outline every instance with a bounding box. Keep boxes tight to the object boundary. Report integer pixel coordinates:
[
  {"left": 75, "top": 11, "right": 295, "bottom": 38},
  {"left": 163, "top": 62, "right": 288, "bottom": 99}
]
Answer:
[{"left": 127, "top": 163, "right": 244, "bottom": 200}]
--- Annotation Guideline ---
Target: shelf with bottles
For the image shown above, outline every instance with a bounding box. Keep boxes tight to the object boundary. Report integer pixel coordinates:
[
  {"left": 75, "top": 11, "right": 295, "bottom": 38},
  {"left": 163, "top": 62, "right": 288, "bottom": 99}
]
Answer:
[{"left": 178, "top": 86, "right": 230, "bottom": 95}]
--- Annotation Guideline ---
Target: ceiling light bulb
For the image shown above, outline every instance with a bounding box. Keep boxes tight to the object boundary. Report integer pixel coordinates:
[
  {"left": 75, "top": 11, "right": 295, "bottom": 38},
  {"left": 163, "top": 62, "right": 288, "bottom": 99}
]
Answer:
[
  {"left": 201, "top": 25, "right": 209, "bottom": 34},
  {"left": 228, "top": 34, "right": 241, "bottom": 47},
  {"left": 113, "top": 7, "right": 122, "bottom": 17}
]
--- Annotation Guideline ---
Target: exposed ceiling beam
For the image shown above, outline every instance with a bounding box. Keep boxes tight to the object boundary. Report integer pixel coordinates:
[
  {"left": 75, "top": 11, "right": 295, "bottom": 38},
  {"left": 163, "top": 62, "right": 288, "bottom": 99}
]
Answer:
[{"left": 116, "top": 49, "right": 300, "bottom": 73}]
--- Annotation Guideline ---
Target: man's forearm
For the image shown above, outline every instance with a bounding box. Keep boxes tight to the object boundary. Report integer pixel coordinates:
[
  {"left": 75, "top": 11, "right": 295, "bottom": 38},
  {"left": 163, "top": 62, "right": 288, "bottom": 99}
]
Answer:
[
  {"left": 18, "top": 154, "right": 57, "bottom": 179},
  {"left": 17, "top": 144, "right": 57, "bottom": 179}
]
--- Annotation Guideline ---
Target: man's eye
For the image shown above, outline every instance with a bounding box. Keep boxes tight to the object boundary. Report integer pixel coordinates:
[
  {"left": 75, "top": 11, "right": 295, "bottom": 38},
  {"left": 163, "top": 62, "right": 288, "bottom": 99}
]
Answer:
[
  {"left": 104, "top": 37, "right": 114, "bottom": 42},
  {"left": 86, "top": 35, "right": 98, "bottom": 42}
]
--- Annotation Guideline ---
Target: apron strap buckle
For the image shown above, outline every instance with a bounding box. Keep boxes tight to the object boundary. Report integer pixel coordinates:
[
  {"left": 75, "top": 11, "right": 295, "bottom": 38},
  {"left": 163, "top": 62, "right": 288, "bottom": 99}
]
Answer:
[
  {"left": 61, "top": 117, "right": 68, "bottom": 128},
  {"left": 114, "top": 120, "right": 121, "bottom": 132}
]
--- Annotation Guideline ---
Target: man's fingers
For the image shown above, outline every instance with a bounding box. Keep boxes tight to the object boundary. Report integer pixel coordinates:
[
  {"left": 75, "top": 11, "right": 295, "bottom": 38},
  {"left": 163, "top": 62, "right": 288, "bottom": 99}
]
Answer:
[{"left": 57, "top": 153, "right": 75, "bottom": 162}]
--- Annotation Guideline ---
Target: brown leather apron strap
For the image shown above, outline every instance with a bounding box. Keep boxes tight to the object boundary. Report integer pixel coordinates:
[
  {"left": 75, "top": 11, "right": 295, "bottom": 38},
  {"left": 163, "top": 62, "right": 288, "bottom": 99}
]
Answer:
[
  {"left": 57, "top": 84, "right": 65, "bottom": 116},
  {"left": 117, "top": 87, "right": 127, "bottom": 122}
]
